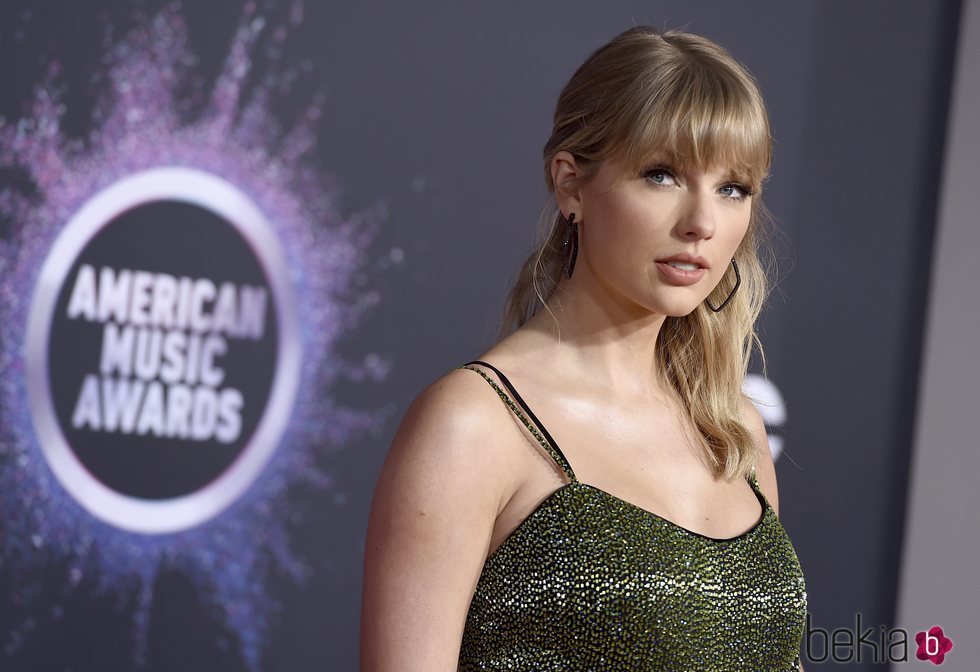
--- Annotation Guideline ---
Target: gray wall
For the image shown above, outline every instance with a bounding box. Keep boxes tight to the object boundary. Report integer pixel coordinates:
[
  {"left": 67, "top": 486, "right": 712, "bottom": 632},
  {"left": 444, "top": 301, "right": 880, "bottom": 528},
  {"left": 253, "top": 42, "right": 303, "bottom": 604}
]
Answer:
[{"left": 896, "top": 1, "right": 980, "bottom": 670}]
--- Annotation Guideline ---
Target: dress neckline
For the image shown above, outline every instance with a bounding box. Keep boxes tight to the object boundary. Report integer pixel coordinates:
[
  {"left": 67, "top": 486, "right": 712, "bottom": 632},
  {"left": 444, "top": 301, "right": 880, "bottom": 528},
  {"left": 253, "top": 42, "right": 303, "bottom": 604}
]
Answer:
[
  {"left": 485, "top": 474, "right": 771, "bottom": 563},
  {"left": 575, "top": 474, "right": 770, "bottom": 543}
]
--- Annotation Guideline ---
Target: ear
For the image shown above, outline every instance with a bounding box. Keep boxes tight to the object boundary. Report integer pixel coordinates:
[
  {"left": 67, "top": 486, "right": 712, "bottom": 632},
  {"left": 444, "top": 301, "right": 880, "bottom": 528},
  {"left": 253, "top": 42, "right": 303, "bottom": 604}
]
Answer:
[{"left": 550, "top": 151, "right": 584, "bottom": 220}]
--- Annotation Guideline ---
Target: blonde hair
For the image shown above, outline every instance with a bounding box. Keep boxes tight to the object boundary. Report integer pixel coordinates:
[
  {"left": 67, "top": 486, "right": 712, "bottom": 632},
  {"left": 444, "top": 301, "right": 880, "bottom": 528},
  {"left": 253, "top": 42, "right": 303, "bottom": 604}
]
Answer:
[{"left": 498, "top": 26, "right": 777, "bottom": 480}]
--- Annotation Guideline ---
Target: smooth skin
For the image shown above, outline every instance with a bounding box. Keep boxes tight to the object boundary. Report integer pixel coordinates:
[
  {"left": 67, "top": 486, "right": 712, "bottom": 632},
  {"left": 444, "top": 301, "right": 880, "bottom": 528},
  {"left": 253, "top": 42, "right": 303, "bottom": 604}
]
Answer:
[{"left": 360, "top": 151, "right": 802, "bottom": 671}]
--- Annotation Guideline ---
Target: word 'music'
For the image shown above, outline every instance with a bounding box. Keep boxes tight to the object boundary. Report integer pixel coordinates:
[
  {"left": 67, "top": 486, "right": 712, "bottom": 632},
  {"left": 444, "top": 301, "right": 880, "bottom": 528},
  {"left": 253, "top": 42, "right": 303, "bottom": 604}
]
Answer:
[{"left": 63, "top": 265, "right": 271, "bottom": 444}]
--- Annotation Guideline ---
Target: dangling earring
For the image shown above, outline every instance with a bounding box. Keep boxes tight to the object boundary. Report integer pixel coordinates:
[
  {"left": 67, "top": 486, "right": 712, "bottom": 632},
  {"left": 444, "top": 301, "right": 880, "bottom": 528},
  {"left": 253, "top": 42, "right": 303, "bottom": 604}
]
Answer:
[
  {"left": 705, "top": 258, "right": 740, "bottom": 312},
  {"left": 562, "top": 212, "right": 579, "bottom": 279}
]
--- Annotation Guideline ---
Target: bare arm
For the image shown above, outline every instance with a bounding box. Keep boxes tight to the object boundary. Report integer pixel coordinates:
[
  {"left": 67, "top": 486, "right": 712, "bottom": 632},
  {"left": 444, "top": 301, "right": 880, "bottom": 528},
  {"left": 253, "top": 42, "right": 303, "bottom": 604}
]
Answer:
[{"left": 360, "top": 370, "right": 514, "bottom": 671}]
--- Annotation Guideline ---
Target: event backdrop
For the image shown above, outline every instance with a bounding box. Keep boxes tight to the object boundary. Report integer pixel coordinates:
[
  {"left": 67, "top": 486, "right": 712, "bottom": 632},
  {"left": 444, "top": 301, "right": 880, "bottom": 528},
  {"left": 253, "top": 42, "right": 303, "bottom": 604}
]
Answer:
[{"left": 0, "top": 1, "right": 965, "bottom": 670}]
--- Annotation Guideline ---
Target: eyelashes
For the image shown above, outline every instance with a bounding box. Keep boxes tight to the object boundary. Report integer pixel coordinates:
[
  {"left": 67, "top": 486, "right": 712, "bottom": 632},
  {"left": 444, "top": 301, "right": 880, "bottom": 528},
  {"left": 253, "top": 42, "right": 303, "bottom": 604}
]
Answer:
[
  {"left": 720, "top": 182, "right": 754, "bottom": 202},
  {"left": 641, "top": 165, "right": 754, "bottom": 202}
]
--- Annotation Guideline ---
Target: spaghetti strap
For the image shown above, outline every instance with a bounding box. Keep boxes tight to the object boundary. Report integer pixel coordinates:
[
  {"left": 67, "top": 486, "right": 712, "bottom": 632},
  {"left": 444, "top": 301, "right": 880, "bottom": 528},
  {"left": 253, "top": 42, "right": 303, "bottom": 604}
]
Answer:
[
  {"left": 456, "top": 360, "right": 578, "bottom": 483},
  {"left": 747, "top": 465, "right": 765, "bottom": 498}
]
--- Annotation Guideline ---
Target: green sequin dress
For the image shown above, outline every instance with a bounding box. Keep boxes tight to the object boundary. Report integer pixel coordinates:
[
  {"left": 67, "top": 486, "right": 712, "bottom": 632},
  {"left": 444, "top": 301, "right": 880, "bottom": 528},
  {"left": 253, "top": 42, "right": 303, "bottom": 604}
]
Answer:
[{"left": 455, "top": 361, "right": 807, "bottom": 671}]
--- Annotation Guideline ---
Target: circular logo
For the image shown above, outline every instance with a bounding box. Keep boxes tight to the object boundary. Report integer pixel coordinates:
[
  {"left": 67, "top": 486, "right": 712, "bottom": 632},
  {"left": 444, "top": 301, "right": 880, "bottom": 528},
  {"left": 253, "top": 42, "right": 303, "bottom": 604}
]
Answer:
[{"left": 26, "top": 167, "right": 301, "bottom": 534}]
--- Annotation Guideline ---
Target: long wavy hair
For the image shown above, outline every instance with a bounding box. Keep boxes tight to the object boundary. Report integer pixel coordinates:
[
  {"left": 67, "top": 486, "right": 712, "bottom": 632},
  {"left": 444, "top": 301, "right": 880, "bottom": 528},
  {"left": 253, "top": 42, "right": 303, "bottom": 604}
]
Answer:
[{"left": 497, "top": 26, "right": 777, "bottom": 481}]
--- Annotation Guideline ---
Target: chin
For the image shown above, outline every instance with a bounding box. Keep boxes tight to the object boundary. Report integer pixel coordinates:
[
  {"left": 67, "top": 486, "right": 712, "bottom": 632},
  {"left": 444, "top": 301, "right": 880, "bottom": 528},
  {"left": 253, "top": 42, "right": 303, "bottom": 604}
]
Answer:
[
  {"left": 667, "top": 306, "right": 700, "bottom": 318},
  {"left": 650, "top": 297, "right": 702, "bottom": 318}
]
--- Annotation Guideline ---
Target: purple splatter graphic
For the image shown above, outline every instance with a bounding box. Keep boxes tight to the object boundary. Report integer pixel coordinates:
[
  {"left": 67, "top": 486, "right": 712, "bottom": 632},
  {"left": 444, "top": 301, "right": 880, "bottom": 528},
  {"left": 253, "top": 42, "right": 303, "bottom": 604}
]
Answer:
[{"left": 0, "top": 2, "right": 390, "bottom": 669}]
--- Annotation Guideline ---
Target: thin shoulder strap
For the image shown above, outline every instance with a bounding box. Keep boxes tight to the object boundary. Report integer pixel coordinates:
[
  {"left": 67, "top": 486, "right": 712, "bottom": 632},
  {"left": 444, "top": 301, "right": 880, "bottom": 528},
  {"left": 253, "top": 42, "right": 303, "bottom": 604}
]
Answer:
[
  {"left": 746, "top": 465, "right": 771, "bottom": 510},
  {"left": 747, "top": 465, "right": 763, "bottom": 496},
  {"left": 456, "top": 360, "right": 578, "bottom": 483}
]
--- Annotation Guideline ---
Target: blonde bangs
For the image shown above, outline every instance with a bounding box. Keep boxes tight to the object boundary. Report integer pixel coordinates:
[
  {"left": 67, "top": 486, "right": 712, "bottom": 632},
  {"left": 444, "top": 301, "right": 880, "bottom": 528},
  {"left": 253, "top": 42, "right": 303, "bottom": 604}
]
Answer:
[{"left": 614, "top": 64, "right": 771, "bottom": 193}]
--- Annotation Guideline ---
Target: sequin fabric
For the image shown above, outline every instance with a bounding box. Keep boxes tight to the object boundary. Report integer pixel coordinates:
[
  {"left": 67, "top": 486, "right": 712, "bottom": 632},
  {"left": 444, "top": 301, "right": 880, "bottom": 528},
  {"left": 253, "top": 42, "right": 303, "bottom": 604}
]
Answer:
[{"left": 455, "top": 362, "right": 808, "bottom": 671}]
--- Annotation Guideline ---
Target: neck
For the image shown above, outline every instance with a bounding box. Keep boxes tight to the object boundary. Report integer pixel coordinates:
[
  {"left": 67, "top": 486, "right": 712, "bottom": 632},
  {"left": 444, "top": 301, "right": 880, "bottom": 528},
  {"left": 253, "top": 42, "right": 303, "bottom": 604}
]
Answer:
[{"left": 520, "top": 278, "right": 671, "bottom": 401}]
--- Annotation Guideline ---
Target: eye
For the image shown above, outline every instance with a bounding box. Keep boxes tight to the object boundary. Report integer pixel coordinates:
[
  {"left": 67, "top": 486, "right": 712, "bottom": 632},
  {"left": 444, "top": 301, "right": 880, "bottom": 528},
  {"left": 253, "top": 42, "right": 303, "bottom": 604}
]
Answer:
[
  {"left": 642, "top": 166, "right": 677, "bottom": 187},
  {"left": 720, "top": 183, "right": 754, "bottom": 202}
]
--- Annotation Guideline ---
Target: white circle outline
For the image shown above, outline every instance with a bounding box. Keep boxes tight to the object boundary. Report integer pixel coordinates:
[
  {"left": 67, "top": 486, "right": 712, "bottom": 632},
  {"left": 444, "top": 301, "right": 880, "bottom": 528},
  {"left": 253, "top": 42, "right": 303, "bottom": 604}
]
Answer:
[{"left": 25, "top": 167, "right": 302, "bottom": 534}]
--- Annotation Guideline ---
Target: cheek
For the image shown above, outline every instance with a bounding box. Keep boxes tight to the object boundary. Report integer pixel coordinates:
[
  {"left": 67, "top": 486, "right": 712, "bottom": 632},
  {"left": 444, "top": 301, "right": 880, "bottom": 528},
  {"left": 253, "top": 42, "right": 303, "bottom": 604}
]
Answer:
[
  {"left": 586, "top": 200, "right": 655, "bottom": 268},
  {"left": 728, "top": 215, "right": 752, "bottom": 252},
  {"left": 711, "top": 215, "right": 751, "bottom": 275},
  {"left": 590, "top": 188, "right": 662, "bottom": 245}
]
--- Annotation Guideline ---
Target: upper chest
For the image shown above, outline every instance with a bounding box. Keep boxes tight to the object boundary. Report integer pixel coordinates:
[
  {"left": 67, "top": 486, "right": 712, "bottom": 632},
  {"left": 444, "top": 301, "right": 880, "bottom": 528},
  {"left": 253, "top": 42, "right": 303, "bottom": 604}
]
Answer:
[{"left": 488, "top": 390, "right": 765, "bottom": 558}]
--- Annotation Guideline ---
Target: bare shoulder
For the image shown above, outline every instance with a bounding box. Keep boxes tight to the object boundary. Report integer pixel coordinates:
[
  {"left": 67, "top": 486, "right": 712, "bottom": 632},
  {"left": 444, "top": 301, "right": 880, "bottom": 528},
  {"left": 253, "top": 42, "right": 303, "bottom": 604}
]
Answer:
[
  {"left": 390, "top": 364, "right": 523, "bottom": 494},
  {"left": 360, "top": 364, "right": 522, "bottom": 669},
  {"left": 739, "top": 393, "right": 780, "bottom": 517},
  {"left": 368, "top": 364, "right": 522, "bottom": 539}
]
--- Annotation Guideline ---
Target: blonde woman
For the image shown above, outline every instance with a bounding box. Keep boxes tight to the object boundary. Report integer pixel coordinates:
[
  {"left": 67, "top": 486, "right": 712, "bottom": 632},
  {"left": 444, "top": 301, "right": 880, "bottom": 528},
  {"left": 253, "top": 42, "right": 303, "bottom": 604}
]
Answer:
[{"left": 361, "top": 25, "right": 807, "bottom": 671}]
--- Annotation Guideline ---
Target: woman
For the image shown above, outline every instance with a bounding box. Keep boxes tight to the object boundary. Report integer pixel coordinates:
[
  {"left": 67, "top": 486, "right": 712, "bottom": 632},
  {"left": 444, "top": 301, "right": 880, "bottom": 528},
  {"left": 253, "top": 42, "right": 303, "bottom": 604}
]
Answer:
[{"left": 361, "top": 25, "right": 808, "bottom": 671}]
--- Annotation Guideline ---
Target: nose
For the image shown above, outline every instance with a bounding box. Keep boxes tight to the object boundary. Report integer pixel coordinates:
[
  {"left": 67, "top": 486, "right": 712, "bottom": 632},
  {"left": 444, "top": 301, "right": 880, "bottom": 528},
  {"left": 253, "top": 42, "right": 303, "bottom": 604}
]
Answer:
[{"left": 677, "top": 189, "right": 716, "bottom": 241}]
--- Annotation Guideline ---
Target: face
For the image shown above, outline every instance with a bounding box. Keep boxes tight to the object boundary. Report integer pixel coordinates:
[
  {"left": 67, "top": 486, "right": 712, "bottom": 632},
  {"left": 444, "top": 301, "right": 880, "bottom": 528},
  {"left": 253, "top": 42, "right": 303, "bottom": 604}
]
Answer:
[{"left": 558, "top": 151, "right": 753, "bottom": 318}]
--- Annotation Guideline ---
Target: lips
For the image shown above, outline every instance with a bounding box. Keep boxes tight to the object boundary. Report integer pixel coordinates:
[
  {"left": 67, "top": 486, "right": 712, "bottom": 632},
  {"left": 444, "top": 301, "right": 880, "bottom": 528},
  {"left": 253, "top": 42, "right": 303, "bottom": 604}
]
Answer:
[
  {"left": 654, "top": 253, "right": 710, "bottom": 270},
  {"left": 654, "top": 257, "right": 707, "bottom": 287}
]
